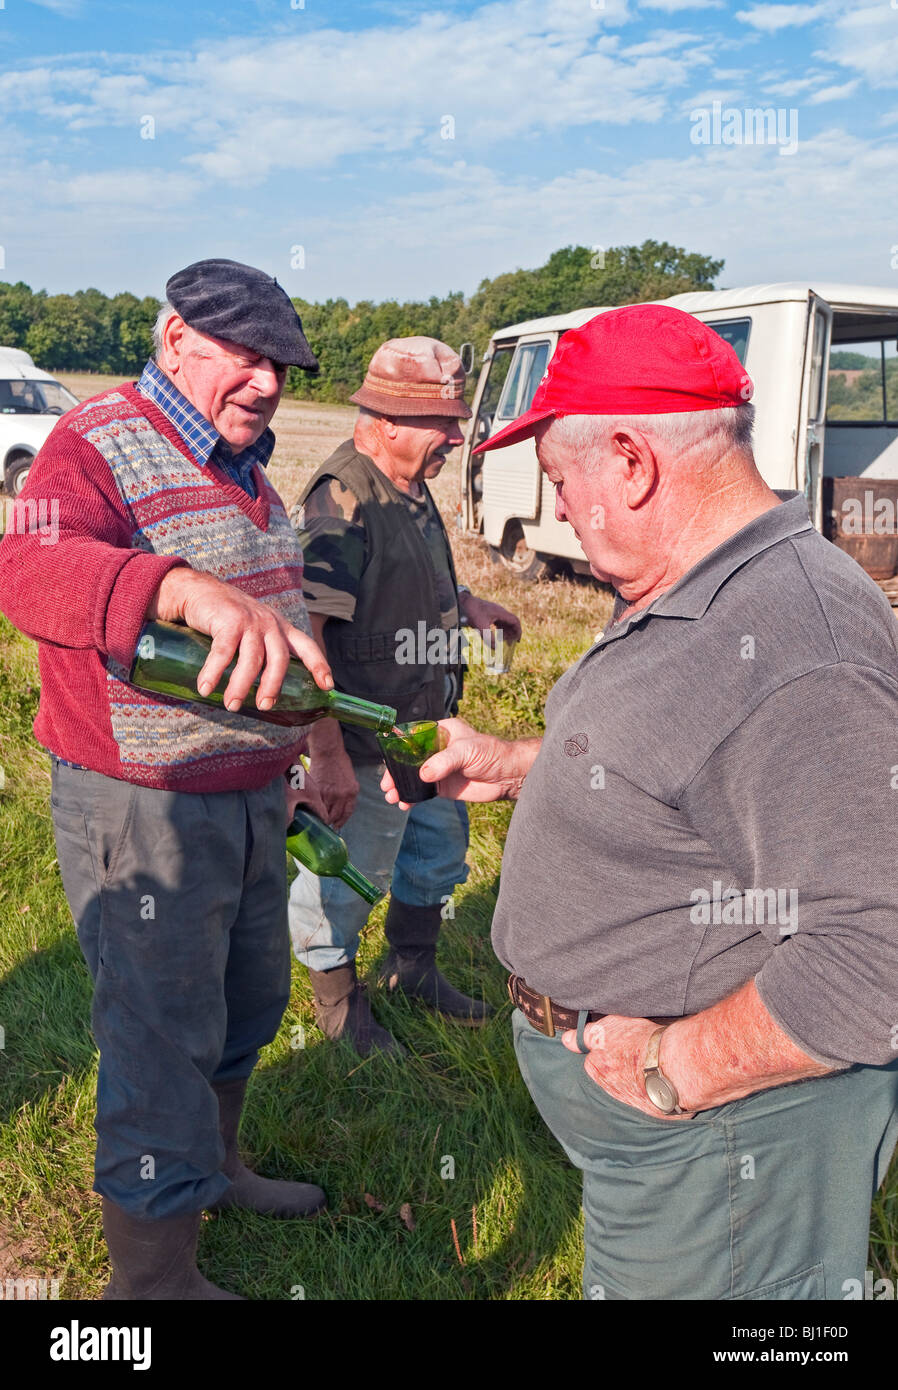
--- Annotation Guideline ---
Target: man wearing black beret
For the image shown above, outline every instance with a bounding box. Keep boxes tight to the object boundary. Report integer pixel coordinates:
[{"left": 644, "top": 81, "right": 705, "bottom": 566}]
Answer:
[{"left": 0, "top": 258, "right": 331, "bottom": 1299}]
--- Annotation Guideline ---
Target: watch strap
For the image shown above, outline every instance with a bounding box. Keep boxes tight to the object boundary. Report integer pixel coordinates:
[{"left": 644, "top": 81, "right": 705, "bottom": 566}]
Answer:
[{"left": 642, "top": 1026, "right": 688, "bottom": 1115}]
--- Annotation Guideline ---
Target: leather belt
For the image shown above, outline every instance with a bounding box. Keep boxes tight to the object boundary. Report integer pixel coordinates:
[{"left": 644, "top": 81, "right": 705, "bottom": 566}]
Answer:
[{"left": 508, "top": 974, "right": 681, "bottom": 1038}]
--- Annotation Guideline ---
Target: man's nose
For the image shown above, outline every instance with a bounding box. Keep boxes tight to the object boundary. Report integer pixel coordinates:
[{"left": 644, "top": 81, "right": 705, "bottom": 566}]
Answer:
[{"left": 250, "top": 360, "right": 283, "bottom": 395}]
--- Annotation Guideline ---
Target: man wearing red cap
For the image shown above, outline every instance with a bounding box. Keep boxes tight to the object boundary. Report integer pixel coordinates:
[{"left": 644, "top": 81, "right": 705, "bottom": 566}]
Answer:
[
  {"left": 383, "top": 304, "right": 898, "bottom": 1299},
  {"left": 289, "top": 337, "right": 520, "bottom": 1056}
]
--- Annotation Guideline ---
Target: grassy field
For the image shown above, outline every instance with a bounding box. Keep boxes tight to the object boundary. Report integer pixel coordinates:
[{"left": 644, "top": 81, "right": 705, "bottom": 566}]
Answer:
[{"left": 1, "top": 375, "right": 895, "bottom": 1300}]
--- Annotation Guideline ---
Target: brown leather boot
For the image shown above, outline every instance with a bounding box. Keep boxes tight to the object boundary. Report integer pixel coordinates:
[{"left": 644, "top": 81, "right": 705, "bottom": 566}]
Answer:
[
  {"left": 310, "top": 961, "right": 406, "bottom": 1058},
  {"left": 378, "top": 897, "right": 493, "bottom": 1026},
  {"left": 208, "top": 1078, "right": 327, "bottom": 1218},
  {"left": 101, "top": 1198, "right": 244, "bottom": 1300}
]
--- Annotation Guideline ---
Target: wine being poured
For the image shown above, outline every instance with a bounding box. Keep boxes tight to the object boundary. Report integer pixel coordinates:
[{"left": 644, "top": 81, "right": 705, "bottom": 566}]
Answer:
[{"left": 129, "top": 620, "right": 398, "bottom": 734}]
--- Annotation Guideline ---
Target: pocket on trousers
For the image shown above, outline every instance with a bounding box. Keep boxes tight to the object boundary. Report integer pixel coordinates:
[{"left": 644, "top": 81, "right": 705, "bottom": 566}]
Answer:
[
  {"left": 89, "top": 783, "right": 139, "bottom": 891},
  {"left": 735, "top": 1264, "right": 825, "bottom": 1301},
  {"left": 50, "top": 803, "right": 102, "bottom": 900}
]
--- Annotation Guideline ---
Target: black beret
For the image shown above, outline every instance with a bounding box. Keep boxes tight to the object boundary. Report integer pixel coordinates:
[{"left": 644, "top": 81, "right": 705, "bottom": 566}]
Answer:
[{"left": 165, "top": 258, "right": 319, "bottom": 373}]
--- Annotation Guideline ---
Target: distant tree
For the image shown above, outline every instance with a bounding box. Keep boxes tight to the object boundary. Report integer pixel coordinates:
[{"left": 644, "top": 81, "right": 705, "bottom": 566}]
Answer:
[
  {"left": 107, "top": 293, "right": 159, "bottom": 374},
  {"left": 830, "top": 350, "right": 878, "bottom": 371},
  {"left": 25, "top": 294, "right": 105, "bottom": 370},
  {"left": 287, "top": 240, "right": 722, "bottom": 402},
  {"left": 0, "top": 239, "right": 724, "bottom": 396},
  {"left": 0, "top": 282, "right": 43, "bottom": 349}
]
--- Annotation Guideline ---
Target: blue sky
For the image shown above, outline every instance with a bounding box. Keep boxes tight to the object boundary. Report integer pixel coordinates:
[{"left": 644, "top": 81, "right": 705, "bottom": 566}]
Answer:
[{"left": 2, "top": 0, "right": 896, "bottom": 305}]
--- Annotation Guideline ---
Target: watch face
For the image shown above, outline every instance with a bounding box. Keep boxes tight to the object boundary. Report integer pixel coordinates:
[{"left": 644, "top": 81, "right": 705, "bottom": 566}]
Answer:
[{"left": 645, "top": 1072, "right": 678, "bottom": 1114}]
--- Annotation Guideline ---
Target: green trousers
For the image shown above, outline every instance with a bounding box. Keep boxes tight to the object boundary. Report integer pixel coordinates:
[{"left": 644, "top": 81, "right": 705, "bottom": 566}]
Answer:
[{"left": 512, "top": 1009, "right": 898, "bottom": 1300}]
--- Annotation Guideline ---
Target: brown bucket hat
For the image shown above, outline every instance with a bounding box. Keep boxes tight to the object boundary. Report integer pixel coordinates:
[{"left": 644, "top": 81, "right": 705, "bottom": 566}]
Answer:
[{"left": 349, "top": 337, "right": 472, "bottom": 419}]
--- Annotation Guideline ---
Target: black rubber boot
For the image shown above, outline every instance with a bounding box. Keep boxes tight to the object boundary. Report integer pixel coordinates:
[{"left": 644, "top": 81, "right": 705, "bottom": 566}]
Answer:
[
  {"left": 101, "top": 1198, "right": 244, "bottom": 1300},
  {"left": 208, "top": 1078, "right": 328, "bottom": 1218},
  {"left": 378, "top": 897, "right": 493, "bottom": 1026},
  {"left": 310, "top": 962, "right": 407, "bottom": 1059}
]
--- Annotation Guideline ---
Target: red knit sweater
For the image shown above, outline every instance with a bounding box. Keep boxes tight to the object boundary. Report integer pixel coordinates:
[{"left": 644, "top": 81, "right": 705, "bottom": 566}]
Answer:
[{"left": 0, "top": 383, "right": 309, "bottom": 792}]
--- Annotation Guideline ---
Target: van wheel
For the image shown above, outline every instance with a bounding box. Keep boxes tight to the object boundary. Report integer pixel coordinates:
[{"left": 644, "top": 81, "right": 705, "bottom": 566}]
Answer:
[
  {"left": 492, "top": 522, "right": 553, "bottom": 582},
  {"left": 5, "top": 454, "right": 33, "bottom": 497}
]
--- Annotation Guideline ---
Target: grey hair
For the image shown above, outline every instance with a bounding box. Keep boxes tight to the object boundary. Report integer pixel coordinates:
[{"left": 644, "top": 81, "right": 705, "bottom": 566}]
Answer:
[
  {"left": 152, "top": 300, "right": 178, "bottom": 359},
  {"left": 546, "top": 404, "right": 756, "bottom": 469}
]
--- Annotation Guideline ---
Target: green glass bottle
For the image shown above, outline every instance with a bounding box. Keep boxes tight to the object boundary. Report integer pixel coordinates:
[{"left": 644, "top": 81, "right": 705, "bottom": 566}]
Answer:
[
  {"left": 286, "top": 809, "right": 384, "bottom": 906},
  {"left": 129, "top": 620, "right": 397, "bottom": 733}
]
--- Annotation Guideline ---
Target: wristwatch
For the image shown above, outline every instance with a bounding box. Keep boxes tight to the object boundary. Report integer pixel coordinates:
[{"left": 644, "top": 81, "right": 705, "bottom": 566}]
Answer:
[
  {"left": 456, "top": 584, "right": 472, "bottom": 621},
  {"left": 642, "top": 1026, "right": 688, "bottom": 1115}
]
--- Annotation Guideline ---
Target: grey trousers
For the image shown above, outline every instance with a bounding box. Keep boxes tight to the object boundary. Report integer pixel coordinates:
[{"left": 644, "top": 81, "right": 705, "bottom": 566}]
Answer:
[
  {"left": 512, "top": 1008, "right": 898, "bottom": 1300},
  {"left": 50, "top": 758, "right": 291, "bottom": 1220}
]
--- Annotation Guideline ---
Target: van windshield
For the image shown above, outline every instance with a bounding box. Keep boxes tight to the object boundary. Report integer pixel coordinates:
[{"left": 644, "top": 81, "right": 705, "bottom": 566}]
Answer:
[
  {"left": 0, "top": 379, "right": 78, "bottom": 415},
  {"left": 496, "top": 341, "right": 551, "bottom": 421}
]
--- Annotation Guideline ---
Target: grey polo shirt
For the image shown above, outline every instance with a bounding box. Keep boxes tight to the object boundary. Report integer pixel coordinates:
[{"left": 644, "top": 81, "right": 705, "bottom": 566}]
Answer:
[{"left": 492, "top": 490, "right": 898, "bottom": 1067}]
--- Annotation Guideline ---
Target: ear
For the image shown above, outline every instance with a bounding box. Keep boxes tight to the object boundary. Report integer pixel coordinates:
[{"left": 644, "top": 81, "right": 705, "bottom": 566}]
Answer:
[
  {"left": 612, "top": 428, "right": 658, "bottom": 509},
  {"left": 160, "top": 314, "right": 188, "bottom": 375}
]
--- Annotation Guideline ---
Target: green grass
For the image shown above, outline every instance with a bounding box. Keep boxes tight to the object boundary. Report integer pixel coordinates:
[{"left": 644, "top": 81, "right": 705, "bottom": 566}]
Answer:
[
  {"left": 0, "top": 587, "right": 597, "bottom": 1300},
  {"left": 2, "top": 574, "right": 896, "bottom": 1300}
]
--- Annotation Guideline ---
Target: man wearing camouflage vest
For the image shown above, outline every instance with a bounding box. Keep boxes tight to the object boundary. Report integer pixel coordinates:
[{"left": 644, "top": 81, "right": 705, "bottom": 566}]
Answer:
[
  {"left": 289, "top": 338, "right": 521, "bottom": 1056},
  {"left": 0, "top": 259, "right": 334, "bottom": 1300}
]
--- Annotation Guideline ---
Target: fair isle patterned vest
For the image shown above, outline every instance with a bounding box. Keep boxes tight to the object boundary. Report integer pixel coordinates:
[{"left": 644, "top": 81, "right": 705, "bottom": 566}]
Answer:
[{"left": 70, "top": 385, "right": 311, "bottom": 788}]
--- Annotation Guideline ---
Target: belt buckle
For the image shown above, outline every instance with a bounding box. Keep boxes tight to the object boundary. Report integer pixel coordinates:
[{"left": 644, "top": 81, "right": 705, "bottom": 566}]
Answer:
[
  {"left": 508, "top": 975, "right": 555, "bottom": 1037},
  {"left": 538, "top": 994, "right": 555, "bottom": 1037}
]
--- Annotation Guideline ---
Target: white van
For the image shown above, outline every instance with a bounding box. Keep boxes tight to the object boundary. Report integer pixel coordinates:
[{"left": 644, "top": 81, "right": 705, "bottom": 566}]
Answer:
[
  {"left": 0, "top": 347, "right": 79, "bottom": 496},
  {"left": 459, "top": 283, "right": 898, "bottom": 602}
]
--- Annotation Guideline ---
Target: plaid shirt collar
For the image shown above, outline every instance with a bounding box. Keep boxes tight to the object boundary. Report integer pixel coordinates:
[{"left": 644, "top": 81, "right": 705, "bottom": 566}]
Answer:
[{"left": 136, "top": 359, "right": 275, "bottom": 478}]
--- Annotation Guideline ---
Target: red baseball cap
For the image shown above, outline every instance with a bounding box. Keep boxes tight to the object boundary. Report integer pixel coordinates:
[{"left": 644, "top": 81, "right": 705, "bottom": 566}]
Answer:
[{"left": 473, "top": 303, "right": 754, "bottom": 453}]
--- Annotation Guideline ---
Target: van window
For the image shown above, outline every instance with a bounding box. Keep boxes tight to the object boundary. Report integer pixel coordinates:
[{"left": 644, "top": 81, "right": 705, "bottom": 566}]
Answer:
[
  {"left": 705, "top": 318, "right": 751, "bottom": 365},
  {"left": 0, "top": 379, "right": 78, "bottom": 415},
  {"left": 827, "top": 340, "right": 898, "bottom": 424},
  {"left": 495, "top": 340, "right": 551, "bottom": 421}
]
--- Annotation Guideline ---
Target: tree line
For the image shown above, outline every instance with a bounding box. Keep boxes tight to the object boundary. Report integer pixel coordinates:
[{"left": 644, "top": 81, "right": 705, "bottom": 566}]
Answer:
[{"left": 0, "top": 240, "right": 723, "bottom": 401}]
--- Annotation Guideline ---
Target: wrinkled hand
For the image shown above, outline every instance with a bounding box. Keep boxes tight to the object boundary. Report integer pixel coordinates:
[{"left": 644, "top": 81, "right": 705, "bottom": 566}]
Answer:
[
  {"left": 461, "top": 595, "right": 522, "bottom": 645},
  {"left": 561, "top": 1016, "right": 698, "bottom": 1120},
  {"left": 285, "top": 767, "right": 330, "bottom": 827},
  {"left": 311, "top": 750, "right": 359, "bottom": 830},
  {"left": 148, "top": 568, "right": 333, "bottom": 713},
  {"left": 380, "top": 716, "right": 537, "bottom": 809}
]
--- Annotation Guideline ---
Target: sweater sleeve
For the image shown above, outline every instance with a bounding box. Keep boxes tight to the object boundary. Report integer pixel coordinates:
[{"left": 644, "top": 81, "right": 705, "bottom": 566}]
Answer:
[
  {"left": 680, "top": 664, "right": 898, "bottom": 1067},
  {"left": 0, "top": 423, "right": 189, "bottom": 667}
]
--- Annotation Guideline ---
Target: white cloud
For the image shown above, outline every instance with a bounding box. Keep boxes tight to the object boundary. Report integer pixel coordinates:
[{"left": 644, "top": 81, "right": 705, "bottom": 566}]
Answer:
[
  {"left": 760, "top": 72, "right": 827, "bottom": 98},
  {"left": 736, "top": 4, "right": 829, "bottom": 33},
  {"left": 806, "top": 80, "right": 858, "bottom": 105},
  {"left": 264, "top": 125, "right": 898, "bottom": 302},
  {"left": 819, "top": 4, "right": 898, "bottom": 89},
  {"left": 640, "top": 0, "right": 724, "bottom": 9},
  {"left": 0, "top": 0, "right": 718, "bottom": 183},
  {"left": 25, "top": 0, "right": 83, "bottom": 13}
]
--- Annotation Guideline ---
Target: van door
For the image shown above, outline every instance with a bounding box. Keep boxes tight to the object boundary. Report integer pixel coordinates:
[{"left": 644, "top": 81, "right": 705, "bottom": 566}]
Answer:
[
  {"left": 479, "top": 334, "right": 554, "bottom": 560},
  {"left": 460, "top": 339, "right": 516, "bottom": 531},
  {"left": 796, "top": 292, "right": 833, "bottom": 531}
]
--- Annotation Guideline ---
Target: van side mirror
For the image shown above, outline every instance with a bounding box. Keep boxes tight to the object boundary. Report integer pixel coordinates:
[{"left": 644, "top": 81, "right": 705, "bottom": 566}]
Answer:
[{"left": 459, "top": 342, "right": 475, "bottom": 376}]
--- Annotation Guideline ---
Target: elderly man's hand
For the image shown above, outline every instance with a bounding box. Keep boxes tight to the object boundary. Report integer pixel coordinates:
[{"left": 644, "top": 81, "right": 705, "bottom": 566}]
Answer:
[
  {"left": 309, "top": 745, "right": 359, "bottom": 829},
  {"left": 285, "top": 767, "right": 330, "bottom": 827},
  {"left": 561, "top": 1016, "right": 698, "bottom": 1121},
  {"left": 148, "top": 568, "right": 333, "bottom": 712},
  {"left": 380, "top": 717, "right": 541, "bottom": 808},
  {"left": 460, "top": 595, "right": 522, "bottom": 644}
]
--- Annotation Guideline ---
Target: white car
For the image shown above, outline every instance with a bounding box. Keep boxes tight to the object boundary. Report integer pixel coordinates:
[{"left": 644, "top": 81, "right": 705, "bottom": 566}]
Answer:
[{"left": 0, "top": 347, "right": 79, "bottom": 496}]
